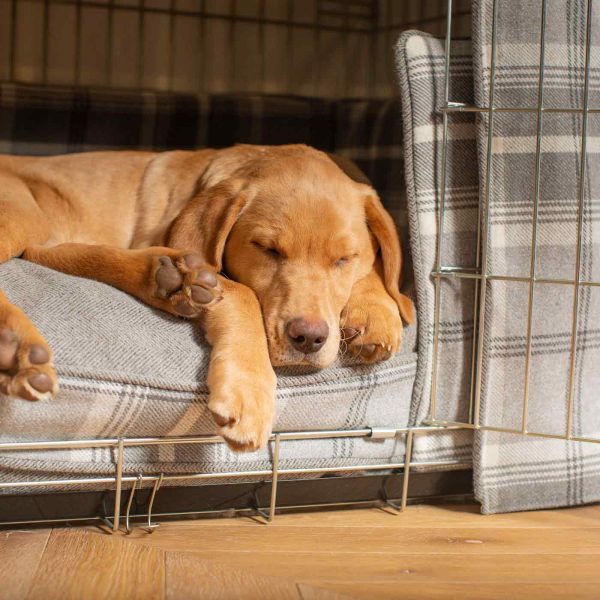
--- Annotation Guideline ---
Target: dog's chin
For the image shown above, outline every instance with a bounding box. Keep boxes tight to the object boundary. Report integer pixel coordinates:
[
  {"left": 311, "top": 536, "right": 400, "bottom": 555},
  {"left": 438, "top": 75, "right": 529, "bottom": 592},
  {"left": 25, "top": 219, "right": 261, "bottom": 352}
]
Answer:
[{"left": 268, "top": 345, "right": 337, "bottom": 370}]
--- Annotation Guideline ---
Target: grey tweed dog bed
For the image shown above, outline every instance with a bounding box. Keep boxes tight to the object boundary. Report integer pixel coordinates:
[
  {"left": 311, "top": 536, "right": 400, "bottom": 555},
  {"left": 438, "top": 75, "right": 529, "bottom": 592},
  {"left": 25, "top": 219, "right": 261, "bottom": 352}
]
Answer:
[{"left": 0, "top": 259, "right": 419, "bottom": 490}]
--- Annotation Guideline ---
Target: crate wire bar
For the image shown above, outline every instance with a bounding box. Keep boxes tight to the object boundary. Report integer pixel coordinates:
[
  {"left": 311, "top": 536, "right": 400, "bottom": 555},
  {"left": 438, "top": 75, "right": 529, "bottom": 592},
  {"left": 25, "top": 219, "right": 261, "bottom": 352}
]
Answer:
[
  {"left": 428, "top": 0, "right": 600, "bottom": 445},
  {"left": 0, "top": 0, "right": 470, "bottom": 99},
  {"left": 0, "top": 426, "right": 471, "bottom": 530}
]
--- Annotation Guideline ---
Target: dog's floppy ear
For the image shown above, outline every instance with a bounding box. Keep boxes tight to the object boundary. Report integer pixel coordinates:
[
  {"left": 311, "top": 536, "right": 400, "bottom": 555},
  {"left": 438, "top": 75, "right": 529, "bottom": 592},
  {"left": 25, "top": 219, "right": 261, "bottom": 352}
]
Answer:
[
  {"left": 168, "top": 180, "right": 249, "bottom": 271},
  {"left": 364, "top": 193, "right": 415, "bottom": 324}
]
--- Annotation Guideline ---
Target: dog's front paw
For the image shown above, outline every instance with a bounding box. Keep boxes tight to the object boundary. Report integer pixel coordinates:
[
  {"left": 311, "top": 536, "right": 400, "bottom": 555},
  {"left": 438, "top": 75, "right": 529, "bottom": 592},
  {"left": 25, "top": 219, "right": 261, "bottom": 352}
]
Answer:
[
  {"left": 208, "top": 367, "right": 276, "bottom": 452},
  {"left": 341, "top": 296, "right": 403, "bottom": 364},
  {"left": 0, "top": 308, "right": 58, "bottom": 401},
  {"left": 153, "top": 252, "right": 222, "bottom": 318}
]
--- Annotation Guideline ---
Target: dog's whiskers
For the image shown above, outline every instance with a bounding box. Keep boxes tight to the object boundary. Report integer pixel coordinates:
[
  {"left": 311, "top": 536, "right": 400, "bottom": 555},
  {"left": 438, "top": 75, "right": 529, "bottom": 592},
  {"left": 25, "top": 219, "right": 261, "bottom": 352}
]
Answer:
[
  {"left": 339, "top": 327, "right": 360, "bottom": 342},
  {"left": 338, "top": 338, "right": 349, "bottom": 359}
]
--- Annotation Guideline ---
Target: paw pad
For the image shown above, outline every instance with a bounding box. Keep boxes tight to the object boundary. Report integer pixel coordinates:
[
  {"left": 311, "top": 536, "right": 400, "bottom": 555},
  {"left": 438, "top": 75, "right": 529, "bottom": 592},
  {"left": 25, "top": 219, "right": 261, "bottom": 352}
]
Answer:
[
  {"left": 0, "top": 327, "right": 57, "bottom": 401},
  {"left": 154, "top": 253, "right": 221, "bottom": 318}
]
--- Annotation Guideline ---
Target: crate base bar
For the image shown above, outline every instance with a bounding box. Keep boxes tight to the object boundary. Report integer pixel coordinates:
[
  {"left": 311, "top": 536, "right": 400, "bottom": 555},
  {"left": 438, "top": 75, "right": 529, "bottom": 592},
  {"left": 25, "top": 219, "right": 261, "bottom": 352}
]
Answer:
[{"left": 0, "top": 468, "right": 474, "bottom": 528}]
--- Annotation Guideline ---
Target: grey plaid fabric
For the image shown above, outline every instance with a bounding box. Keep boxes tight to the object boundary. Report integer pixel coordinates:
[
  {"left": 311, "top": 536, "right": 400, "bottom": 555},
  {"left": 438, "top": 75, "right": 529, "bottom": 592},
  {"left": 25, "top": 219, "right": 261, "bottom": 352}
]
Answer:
[
  {"left": 472, "top": 0, "right": 600, "bottom": 513},
  {"left": 0, "top": 260, "right": 417, "bottom": 491},
  {"left": 395, "top": 32, "right": 477, "bottom": 465}
]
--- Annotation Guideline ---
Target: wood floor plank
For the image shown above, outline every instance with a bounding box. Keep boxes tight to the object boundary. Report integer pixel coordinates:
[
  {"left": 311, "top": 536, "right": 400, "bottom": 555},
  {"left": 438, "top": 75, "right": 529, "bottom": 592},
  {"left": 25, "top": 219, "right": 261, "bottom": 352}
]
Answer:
[
  {"left": 4, "top": 504, "right": 600, "bottom": 599},
  {"left": 310, "top": 581, "right": 600, "bottom": 600},
  {"left": 297, "top": 583, "right": 357, "bottom": 600},
  {"left": 27, "top": 529, "right": 165, "bottom": 600},
  {"left": 128, "top": 503, "right": 600, "bottom": 530},
  {"left": 128, "top": 524, "right": 600, "bottom": 556},
  {"left": 0, "top": 529, "right": 51, "bottom": 600},
  {"left": 155, "top": 551, "right": 600, "bottom": 584},
  {"left": 165, "top": 550, "right": 303, "bottom": 600}
]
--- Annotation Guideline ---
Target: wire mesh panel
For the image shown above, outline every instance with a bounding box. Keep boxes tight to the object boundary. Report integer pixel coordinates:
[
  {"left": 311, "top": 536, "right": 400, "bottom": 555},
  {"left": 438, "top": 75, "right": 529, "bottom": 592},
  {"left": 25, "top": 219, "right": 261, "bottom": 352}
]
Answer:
[
  {"left": 429, "top": 0, "right": 600, "bottom": 446},
  {"left": 0, "top": 0, "right": 469, "bottom": 98}
]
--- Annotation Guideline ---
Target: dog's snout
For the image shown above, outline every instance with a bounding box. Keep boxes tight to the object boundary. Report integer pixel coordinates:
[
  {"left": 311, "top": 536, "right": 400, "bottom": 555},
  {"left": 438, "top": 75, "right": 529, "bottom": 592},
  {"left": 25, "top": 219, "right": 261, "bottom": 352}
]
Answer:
[{"left": 286, "top": 317, "right": 329, "bottom": 354}]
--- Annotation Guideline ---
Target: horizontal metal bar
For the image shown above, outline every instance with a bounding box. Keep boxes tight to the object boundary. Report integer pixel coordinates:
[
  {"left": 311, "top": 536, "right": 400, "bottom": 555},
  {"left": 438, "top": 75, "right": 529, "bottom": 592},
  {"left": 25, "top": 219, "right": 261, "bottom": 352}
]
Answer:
[
  {"left": 375, "top": 11, "right": 471, "bottom": 34},
  {"left": 0, "top": 459, "right": 469, "bottom": 490},
  {"left": 427, "top": 420, "right": 600, "bottom": 445},
  {"left": 0, "top": 484, "right": 475, "bottom": 528},
  {"left": 440, "top": 103, "right": 600, "bottom": 115},
  {"left": 0, "top": 426, "right": 455, "bottom": 452},
  {"left": 39, "top": 0, "right": 371, "bottom": 33},
  {"left": 432, "top": 270, "right": 600, "bottom": 287}
]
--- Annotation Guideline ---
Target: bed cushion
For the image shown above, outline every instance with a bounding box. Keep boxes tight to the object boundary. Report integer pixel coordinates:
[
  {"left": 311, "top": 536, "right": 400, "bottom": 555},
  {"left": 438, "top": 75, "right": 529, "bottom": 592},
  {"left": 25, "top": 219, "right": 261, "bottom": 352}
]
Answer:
[
  {"left": 0, "top": 83, "right": 426, "bottom": 492},
  {"left": 0, "top": 259, "right": 417, "bottom": 489},
  {"left": 395, "top": 32, "right": 476, "bottom": 465}
]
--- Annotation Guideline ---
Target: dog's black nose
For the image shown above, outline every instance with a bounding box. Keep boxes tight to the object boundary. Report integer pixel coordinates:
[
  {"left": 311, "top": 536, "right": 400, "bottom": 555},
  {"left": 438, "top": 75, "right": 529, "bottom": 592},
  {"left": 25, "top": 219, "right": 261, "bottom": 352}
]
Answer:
[{"left": 286, "top": 317, "right": 329, "bottom": 354}]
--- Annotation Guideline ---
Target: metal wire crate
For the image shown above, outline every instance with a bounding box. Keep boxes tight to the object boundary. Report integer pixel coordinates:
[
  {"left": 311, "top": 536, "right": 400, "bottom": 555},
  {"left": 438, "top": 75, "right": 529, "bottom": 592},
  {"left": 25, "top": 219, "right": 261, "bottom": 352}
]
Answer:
[
  {"left": 428, "top": 0, "right": 600, "bottom": 447},
  {"left": 1, "top": 0, "right": 599, "bottom": 531},
  {"left": 0, "top": 0, "right": 470, "bottom": 98}
]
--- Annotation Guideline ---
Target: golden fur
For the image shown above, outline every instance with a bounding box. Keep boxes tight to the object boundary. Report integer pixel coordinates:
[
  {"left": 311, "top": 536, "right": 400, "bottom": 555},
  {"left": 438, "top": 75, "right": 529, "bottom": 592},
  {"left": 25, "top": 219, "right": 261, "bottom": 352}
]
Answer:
[{"left": 0, "top": 144, "right": 413, "bottom": 450}]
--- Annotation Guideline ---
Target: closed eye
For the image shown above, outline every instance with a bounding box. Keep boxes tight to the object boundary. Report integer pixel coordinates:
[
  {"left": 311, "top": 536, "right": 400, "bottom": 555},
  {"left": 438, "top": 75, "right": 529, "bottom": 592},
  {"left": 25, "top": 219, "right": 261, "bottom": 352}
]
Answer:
[
  {"left": 334, "top": 253, "right": 358, "bottom": 268},
  {"left": 252, "top": 240, "right": 283, "bottom": 259}
]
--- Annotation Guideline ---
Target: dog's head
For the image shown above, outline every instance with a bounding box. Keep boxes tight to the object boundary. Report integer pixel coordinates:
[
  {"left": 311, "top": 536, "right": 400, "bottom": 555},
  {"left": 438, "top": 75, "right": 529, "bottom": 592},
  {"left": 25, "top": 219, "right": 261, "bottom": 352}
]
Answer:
[{"left": 170, "top": 144, "right": 413, "bottom": 368}]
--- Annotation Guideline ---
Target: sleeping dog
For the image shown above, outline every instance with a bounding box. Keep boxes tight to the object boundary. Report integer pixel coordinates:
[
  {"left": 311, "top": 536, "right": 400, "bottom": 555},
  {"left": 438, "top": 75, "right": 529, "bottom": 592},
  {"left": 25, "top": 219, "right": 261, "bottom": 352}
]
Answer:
[{"left": 0, "top": 144, "right": 414, "bottom": 450}]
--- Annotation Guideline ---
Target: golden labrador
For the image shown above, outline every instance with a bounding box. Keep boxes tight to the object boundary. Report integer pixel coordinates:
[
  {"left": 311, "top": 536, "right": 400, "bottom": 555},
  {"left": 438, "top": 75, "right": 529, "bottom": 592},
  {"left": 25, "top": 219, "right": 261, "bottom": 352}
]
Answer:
[{"left": 0, "top": 144, "right": 413, "bottom": 450}]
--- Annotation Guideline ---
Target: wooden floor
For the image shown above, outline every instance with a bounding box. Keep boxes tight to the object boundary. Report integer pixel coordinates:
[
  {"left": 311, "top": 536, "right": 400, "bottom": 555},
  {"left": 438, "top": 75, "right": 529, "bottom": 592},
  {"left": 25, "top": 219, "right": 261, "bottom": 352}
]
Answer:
[{"left": 1, "top": 503, "right": 599, "bottom": 599}]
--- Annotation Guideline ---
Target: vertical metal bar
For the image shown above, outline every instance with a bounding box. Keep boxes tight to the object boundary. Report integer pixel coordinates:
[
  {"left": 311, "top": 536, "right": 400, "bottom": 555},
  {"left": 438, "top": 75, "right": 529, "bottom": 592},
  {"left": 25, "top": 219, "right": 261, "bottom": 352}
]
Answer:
[
  {"left": 229, "top": 0, "right": 236, "bottom": 91},
  {"left": 258, "top": 0, "right": 266, "bottom": 93},
  {"left": 112, "top": 438, "right": 124, "bottom": 532},
  {"left": 9, "top": 0, "right": 17, "bottom": 81},
  {"left": 521, "top": 0, "right": 548, "bottom": 434},
  {"left": 167, "top": 0, "right": 176, "bottom": 91},
  {"left": 198, "top": 0, "right": 206, "bottom": 93},
  {"left": 267, "top": 434, "right": 281, "bottom": 522},
  {"left": 342, "top": 0, "right": 350, "bottom": 97},
  {"left": 467, "top": 286, "right": 482, "bottom": 422},
  {"left": 125, "top": 473, "right": 143, "bottom": 534},
  {"left": 314, "top": 0, "right": 321, "bottom": 96},
  {"left": 145, "top": 473, "right": 163, "bottom": 532},
  {"left": 74, "top": 0, "right": 83, "bottom": 85},
  {"left": 472, "top": 0, "right": 500, "bottom": 428},
  {"left": 400, "top": 429, "right": 414, "bottom": 511},
  {"left": 106, "top": 0, "right": 115, "bottom": 87},
  {"left": 286, "top": 0, "right": 293, "bottom": 93},
  {"left": 366, "top": 0, "right": 376, "bottom": 98},
  {"left": 466, "top": 1, "right": 485, "bottom": 426},
  {"left": 566, "top": 0, "right": 594, "bottom": 440},
  {"left": 137, "top": 0, "right": 146, "bottom": 89},
  {"left": 428, "top": 0, "right": 453, "bottom": 422},
  {"left": 42, "top": 0, "right": 50, "bottom": 84},
  {"left": 385, "top": 0, "right": 392, "bottom": 96}
]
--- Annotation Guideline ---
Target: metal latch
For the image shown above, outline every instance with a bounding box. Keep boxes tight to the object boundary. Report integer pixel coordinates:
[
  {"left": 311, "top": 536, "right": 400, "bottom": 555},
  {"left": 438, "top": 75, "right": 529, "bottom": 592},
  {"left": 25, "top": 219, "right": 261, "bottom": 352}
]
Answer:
[{"left": 368, "top": 427, "right": 397, "bottom": 440}]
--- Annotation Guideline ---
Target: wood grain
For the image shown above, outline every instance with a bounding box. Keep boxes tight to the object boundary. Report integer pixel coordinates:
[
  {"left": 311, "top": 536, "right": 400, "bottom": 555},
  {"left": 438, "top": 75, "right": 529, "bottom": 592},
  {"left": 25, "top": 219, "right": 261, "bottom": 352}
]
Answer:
[
  {"left": 27, "top": 529, "right": 165, "bottom": 600},
  {"left": 166, "top": 551, "right": 302, "bottom": 600},
  {"left": 297, "top": 583, "right": 357, "bottom": 600},
  {"left": 2, "top": 503, "right": 599, "bottom": 600},
  {"left": 0, "top": 529, "right": 50, "bottom": 600},
  {"left": 127, "top": 524, "right": 600, "bottom": 556},
  {"left": 150, "top": 550, "right": 600, "bottom": 585},
  {"left": 311, "top": 582, "right": 600, "bottom": 600},
  {"left": 128, "top": 503, "right": 600, "bottom": 530}
]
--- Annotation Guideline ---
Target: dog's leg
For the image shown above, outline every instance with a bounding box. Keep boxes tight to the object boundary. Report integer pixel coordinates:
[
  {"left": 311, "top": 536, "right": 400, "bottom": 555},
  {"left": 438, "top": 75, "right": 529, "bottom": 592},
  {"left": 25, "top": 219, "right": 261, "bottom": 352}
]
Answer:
[
  {"left": 23, "top": 244, "right": 223, "bottom": 317},
  {"left": 341, "top": 264, "right": 404, "bottom": 363},
  {"left": 0, "top": 197, "right": 58, "bottom": 401},
  {"left": 0, "top": 289, "right": 58, "bottom": 401},
  {"left": 24, "top": 244, "right": 277, "bottom": 450}
]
